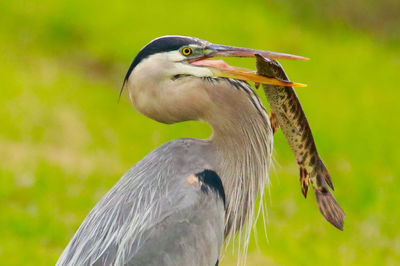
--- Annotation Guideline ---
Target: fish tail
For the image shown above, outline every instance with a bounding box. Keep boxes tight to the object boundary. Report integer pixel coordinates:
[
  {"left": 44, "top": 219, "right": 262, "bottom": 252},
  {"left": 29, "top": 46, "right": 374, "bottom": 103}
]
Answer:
[
  {"left": 315, "top": 188, "right": 345, "bottom": 230},
  {"left": 317, "top": 159, "right": 334, "bottom": 190}
]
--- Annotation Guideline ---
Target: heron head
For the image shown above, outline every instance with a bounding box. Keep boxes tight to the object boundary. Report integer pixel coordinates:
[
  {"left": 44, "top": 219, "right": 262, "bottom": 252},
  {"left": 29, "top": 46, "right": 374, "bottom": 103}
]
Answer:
[{"left": 123, "top": 35, "right": 307, "bottom": 124}]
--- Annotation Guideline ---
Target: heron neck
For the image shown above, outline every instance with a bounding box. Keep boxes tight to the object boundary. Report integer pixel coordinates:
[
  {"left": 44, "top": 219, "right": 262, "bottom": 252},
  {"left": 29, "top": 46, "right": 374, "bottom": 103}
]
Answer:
[{"left": 207, "top": 102, "right": 273, "bottom": 241}]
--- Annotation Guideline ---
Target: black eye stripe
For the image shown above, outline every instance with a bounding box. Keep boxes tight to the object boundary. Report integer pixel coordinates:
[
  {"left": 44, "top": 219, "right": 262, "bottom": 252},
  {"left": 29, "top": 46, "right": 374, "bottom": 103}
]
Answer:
[{"left": 123, "top": 36, "right": 207, "bottom": 87}]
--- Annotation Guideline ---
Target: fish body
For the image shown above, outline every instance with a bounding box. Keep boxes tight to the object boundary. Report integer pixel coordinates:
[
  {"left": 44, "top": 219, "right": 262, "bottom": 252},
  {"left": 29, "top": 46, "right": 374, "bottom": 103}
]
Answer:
[{"left": 255, "top": 54, "right": 345, "bottom": 230}]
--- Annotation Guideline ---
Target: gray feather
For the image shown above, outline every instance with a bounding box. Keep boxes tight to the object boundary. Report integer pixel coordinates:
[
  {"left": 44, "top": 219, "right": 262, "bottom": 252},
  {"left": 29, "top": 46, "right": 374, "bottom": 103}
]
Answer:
[{"left": 57, "top": 138, "right": 224, "bottom": 266}]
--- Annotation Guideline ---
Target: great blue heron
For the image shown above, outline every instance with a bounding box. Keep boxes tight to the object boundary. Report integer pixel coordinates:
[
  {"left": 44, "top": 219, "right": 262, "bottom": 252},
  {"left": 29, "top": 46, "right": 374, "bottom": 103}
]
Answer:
[{"left": 57, "top": 35, "right": 307, "bottom": 266}]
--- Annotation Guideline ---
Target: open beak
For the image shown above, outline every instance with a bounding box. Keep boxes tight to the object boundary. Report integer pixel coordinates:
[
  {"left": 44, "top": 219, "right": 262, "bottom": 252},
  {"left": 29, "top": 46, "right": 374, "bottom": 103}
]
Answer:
[{"left": 190, "top": 43, "right": 308, "bottom": 87}]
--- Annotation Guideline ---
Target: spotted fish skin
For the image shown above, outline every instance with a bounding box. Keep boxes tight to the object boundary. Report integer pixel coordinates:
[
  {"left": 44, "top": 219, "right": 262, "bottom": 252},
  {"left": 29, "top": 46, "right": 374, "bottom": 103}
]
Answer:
[{"left": 255, "top": 54, "right": 345, "bottom": 230}]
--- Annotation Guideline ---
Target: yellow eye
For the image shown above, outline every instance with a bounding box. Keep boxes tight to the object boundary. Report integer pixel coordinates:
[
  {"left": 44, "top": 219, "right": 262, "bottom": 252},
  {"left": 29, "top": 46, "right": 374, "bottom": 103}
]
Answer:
[{"left": 182, "top": 47, "right": 192, "bottom": 56}]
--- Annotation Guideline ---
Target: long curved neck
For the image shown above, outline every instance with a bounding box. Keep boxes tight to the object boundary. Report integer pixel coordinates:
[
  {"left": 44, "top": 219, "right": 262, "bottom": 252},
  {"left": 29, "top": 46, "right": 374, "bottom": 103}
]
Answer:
[{"left": 204, "top": 80, "right": 273, "bottom": 248}]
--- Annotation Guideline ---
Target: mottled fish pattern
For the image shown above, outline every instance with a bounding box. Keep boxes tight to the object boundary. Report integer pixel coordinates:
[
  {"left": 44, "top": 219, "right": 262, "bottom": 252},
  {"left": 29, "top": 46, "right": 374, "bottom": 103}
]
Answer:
[{"left": 255, "top": 54, "right": 345, "bottom": 230}]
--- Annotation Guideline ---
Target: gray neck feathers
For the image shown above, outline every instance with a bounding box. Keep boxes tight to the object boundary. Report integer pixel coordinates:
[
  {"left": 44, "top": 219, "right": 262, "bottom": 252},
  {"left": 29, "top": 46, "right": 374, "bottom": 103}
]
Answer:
[{"left": 205, "top": 79, "right": 273, "bottom": 263}]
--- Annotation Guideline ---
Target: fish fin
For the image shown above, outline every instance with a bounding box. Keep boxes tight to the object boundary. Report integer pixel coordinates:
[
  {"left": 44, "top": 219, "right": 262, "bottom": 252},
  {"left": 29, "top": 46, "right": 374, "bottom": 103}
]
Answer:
[
  {"left": 270, "top": 112, "right": 280, "bottom": 134},
  {"left": 299, "top": 165, "right": 309, "bottom": 198},
  {"left": 319, "top": 160, "right": 334, "bottom": 190},
  {"left": 315, "top": 189, "right": 345, "bottom": 230}
]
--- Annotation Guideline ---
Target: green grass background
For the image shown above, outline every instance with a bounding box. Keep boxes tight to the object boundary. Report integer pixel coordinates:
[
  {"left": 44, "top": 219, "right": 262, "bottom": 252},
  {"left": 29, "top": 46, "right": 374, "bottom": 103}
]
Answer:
[{"left": 1, "top": 0, "right": 399, "bottom": 265}]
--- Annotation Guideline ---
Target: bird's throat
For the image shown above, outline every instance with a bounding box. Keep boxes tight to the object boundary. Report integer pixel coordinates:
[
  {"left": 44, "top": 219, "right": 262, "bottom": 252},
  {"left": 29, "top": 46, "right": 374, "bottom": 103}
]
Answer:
[{"left": 207, "top": 98, "right": 273, "bottom": 242}]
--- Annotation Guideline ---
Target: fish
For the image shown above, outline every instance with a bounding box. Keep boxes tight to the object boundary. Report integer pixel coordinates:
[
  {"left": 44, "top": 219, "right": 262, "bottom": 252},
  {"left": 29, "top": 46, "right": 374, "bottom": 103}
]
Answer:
[{"left": 255, "top": 54, "right": 345, "bottom": 230}]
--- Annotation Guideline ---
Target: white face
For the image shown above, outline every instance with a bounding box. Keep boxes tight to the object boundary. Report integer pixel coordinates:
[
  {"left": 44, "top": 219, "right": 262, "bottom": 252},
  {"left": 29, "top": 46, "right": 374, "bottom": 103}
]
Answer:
[
  {"left": 126, "top": 50, "right": 215, "bottom": 124},
  {"left": 151, "top": 49, "right": 214, "bottom": 79}
]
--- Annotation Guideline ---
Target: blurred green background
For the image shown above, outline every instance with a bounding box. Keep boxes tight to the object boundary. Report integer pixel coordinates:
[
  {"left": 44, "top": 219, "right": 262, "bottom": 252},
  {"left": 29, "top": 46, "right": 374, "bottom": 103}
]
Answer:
[{"left": 1, "top": 0, "right": 399, "bottom": 265}]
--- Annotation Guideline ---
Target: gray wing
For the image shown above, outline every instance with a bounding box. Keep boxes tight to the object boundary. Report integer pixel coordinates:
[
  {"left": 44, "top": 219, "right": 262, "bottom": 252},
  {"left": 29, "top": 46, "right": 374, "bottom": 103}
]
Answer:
[{"left": 57, "top": 139, "right": 225, "bottom": 266}]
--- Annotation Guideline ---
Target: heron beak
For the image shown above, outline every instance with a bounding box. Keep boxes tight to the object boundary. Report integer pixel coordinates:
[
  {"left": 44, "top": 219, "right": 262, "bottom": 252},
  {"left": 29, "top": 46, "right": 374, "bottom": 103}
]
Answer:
[
  {"left": 205, "top": 44, "right": 309, "bottom": 61},
  {"left": 189, "top": 44, "right": 308, "bottom": 87}
]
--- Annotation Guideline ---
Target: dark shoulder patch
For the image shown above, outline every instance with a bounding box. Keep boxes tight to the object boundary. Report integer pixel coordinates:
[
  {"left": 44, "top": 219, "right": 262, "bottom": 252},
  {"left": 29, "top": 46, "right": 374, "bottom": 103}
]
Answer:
[{"left": 195, "top": 170, "right": 226, "bottom": 208}]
